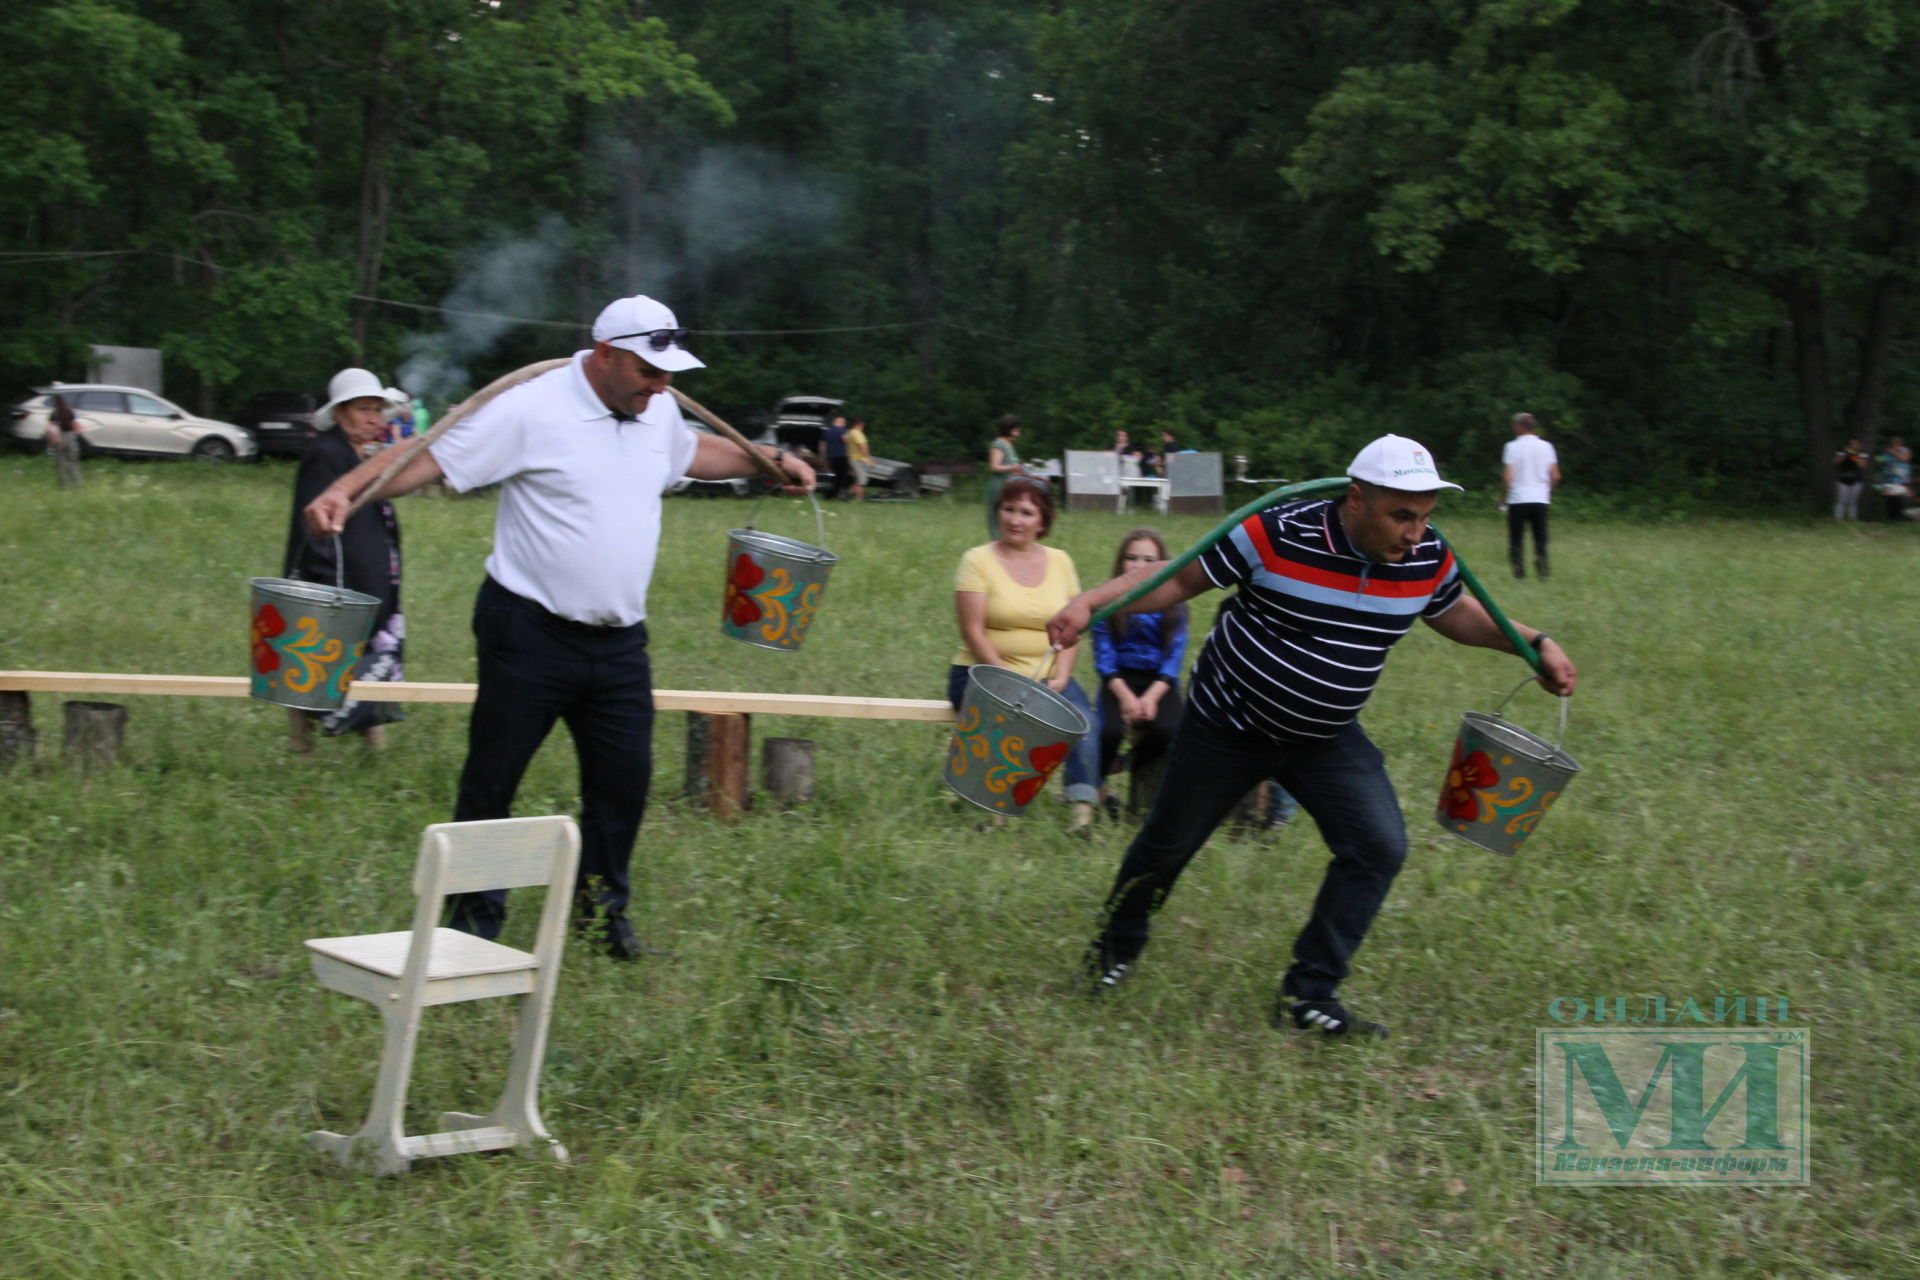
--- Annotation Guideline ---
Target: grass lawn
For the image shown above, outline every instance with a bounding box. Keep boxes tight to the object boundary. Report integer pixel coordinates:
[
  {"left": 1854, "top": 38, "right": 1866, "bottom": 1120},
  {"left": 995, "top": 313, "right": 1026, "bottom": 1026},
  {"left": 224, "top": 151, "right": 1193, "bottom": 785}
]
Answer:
[{"left": 2, "top": 455, "right": 1916, "bottom": 1278}]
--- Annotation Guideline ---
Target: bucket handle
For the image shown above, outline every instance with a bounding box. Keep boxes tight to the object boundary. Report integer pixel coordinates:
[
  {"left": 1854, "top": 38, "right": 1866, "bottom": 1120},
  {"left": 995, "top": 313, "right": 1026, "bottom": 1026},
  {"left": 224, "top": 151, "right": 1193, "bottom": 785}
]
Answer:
[
  {"left": 744, "top": 488, "right": 829, "bottom": 556},
  {"left": 290, "top": 528, "right": 349, "bottom": 592},
  {"left": 1492, "top": 674, "right": 1570, "bottom": 751}
]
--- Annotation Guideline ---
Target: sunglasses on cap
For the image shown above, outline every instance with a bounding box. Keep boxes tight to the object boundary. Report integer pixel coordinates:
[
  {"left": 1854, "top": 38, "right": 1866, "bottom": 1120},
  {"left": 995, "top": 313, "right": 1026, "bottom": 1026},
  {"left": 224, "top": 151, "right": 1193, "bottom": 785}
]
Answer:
[{"left": 607, "top": 328, "right": 692, "bottom": 352}]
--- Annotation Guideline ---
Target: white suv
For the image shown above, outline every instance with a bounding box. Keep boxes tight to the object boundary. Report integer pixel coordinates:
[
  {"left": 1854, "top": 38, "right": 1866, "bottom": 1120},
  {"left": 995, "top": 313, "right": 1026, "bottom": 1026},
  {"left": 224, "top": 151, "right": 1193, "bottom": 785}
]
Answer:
[{"left": 7, "top": 384, "right": 258, "bottom": 461}]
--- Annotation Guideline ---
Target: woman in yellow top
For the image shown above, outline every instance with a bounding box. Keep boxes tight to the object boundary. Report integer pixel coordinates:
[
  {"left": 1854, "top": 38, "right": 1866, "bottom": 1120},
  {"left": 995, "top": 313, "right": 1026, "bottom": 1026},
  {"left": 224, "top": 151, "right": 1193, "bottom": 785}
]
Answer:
[
  {"left": 846, "top": 416, "right": 872, "bottom": 502},
  {"left": 950, "top": 476, "right": 1101, "bottom": 827}
]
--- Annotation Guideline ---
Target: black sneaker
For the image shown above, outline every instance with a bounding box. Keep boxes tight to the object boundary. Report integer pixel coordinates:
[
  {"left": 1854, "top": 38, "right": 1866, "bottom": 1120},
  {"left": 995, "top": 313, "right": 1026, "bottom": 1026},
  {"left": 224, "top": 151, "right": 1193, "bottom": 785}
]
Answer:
[
  {"left": 604, "top": 915, "right": 674, "bottom": 961},
  {"left": 1281, "top": 999, "right": 1388, "bottom": 1040},
  {"left": 1102, "top": 795, "right": 1122, "bottom": 822},
  {"left": 1084, "top": 945, "right": 1134, "bottom": 995}
]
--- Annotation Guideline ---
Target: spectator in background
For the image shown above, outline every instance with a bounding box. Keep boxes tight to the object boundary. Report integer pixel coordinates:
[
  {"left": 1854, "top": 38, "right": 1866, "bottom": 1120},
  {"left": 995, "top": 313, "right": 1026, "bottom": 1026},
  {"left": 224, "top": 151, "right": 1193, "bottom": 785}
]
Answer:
[
  {"left": 1091, "top": 529, "right": 1186, "bottom": 821},
  {"left": 846, "top": 416, "right": 871, "bottom": 502},
  {"left": 386, "top": 388, "right": 416, "bottom": 441},
  {"left": 823, "top": 413, "right": 851, "bottom": 499},
  {"left": 984, "top": 414, "right": 1027, "bottom": 537},
  {"left": 1833, "top": 438, "right": 1868, "bottom": 521},
  {"left": 1873, "top": 436, "right": 1912, "bottom": 522},
  {"left": 1502, "top": 412, "right": 1560, "bottom": 579},
  {"left": 951, "top": 476, "right": 1102, "bottom": 832},
  {"left": 44, "top": 393, "right": 83, "bottom": 488},
  {"left": 1153, "top": 430, "right": 1181, "bottom": 476}
]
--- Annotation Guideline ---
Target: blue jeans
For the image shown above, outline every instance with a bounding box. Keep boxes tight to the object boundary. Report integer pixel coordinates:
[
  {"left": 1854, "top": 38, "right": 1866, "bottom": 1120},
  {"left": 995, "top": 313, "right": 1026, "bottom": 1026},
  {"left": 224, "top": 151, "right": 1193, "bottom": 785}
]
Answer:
[
  {"left": 948, "top": 664, "right": 1100, "bottom": 805},
  {"left": 1094, "top": 712, "right": 1407, "bottom": 1002}
]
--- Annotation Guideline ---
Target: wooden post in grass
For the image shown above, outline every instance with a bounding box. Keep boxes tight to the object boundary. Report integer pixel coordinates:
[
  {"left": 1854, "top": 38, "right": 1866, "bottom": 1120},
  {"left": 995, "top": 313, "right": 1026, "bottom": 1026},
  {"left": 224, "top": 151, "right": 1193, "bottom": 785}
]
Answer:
[
  {"left": 686, "top": 712, "right": 751, "bottom": 823},
  {"left": 62, "top": 700, "right": 127, "bottom": 770},
  {"left": 0, "top": 691, "right": 34, "bottom": 773},
  {"left": 761, "top": 738, "right": 816, "bottom": 806}
]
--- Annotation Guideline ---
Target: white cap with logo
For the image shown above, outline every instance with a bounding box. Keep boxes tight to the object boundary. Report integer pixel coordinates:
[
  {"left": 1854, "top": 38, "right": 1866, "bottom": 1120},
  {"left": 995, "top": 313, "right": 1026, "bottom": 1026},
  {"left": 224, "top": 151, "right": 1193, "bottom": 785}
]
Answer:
[
  {"left": 1346, "top": 434, "right": 1463, "bottom": 492},
  {"left": 591, "top": 294, "right": 706, "bottom": 372}
]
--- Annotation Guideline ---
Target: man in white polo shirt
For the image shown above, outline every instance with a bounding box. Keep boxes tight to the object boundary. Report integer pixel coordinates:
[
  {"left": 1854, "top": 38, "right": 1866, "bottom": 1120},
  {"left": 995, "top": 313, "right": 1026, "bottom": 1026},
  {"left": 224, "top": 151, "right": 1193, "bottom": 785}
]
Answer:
[
  {"left": 1502, "top": 412, "right": 1560, "bottom": 579},
  {"left": 306, "top": 294, "right": 814, "bottom": 958}
]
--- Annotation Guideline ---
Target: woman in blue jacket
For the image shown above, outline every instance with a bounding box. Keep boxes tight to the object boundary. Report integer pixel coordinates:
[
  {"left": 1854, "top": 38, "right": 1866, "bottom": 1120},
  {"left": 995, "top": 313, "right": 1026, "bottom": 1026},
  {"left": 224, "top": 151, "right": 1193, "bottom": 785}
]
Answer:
[{"left": 1090, "top": 529, "right": 1187, "bottom": 815}]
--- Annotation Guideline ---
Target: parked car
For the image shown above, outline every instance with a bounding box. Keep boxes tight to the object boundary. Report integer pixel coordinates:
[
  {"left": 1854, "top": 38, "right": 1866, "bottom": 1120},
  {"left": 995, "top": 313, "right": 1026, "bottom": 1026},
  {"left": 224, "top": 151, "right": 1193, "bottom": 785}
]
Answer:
[
  {"left": 669, "top": 405, "right": 779, "bottom": 497},
  {"left": 664, "top": 394, "right": 923, "bottom": 498},
  {"left": 235, "top": 390, "right": 324, "bottom": 458},
  {"left": 769, "top": 394, "right": 921, "bottom": 496},
  {"left": 7, "top": 384, "right": 258, "bottom": 461}
]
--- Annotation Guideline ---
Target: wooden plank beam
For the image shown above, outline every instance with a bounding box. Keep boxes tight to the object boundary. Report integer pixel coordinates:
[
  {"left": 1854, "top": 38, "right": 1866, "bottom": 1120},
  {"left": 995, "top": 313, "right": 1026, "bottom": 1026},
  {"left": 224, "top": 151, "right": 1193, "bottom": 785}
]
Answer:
[{"left": 0, "top": 672, "right": 955, "bottom": 722}]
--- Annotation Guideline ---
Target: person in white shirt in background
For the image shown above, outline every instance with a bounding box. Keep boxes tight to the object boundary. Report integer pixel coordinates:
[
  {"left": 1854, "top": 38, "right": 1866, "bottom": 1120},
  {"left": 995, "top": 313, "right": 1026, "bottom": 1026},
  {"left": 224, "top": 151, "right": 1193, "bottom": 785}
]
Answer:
[
  {"left": 1502, "top": 412, "right": 1560, "bottom": 579},
  {"left": 304, "top": 294, "right": 814, "bottom": 959}
]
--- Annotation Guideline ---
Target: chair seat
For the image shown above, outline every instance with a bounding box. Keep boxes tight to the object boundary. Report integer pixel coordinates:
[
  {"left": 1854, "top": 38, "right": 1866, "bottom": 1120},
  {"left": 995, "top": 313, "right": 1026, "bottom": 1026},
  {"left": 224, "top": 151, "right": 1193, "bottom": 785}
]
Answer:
[{"left": 306, "top": 928, "right": 536, "bottom": 980}]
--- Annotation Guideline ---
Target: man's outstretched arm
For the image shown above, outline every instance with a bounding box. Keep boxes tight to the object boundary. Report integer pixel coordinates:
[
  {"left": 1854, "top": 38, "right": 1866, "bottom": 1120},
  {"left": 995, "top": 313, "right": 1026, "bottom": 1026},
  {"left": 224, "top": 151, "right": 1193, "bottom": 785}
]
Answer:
[
  {"left": 1048, "top": 560, "right": 1212, "bottom": 651},
  {"left": 1423, "top": 595, "right": 1577, "bottom": 696},
  {"left": 306, "top": 448, "right": 446, "bottom": 537}
]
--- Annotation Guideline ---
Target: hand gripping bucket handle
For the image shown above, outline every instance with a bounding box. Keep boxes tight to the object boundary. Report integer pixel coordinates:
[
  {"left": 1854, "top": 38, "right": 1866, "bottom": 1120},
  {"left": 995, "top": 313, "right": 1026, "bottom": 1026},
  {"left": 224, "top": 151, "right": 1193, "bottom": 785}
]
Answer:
[
  {"left": 1435, "top": 676, "right": 1581, "bottom": 856},
  {"left": 722, "top": 490, "right": 838, "bottom": 652}
]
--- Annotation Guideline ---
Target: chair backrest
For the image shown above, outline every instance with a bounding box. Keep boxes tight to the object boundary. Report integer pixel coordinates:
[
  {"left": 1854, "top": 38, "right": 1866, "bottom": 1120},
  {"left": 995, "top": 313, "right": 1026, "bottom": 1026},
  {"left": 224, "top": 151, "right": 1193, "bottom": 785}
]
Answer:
[{"left": 417, "top": 816, "right": 579, "bottom": 897}]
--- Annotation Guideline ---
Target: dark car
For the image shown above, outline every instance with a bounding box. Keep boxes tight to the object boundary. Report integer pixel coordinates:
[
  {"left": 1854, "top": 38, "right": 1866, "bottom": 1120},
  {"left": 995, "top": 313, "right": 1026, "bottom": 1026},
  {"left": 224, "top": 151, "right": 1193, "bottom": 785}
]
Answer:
[{"left": 235, "top": 390, "right": 324, "bottom": 458}]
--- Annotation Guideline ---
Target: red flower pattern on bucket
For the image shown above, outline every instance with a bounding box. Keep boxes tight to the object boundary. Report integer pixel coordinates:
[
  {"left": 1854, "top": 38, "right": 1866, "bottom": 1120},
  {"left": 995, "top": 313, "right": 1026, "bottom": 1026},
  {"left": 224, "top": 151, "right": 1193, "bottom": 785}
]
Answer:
[
  {"left": 1442, "top": 739, "right": 1500, "bottom": 821},
  {"left": 724, "top": 553, "right": 765, "bottom": 627},
  {"left": 251, "top": 602, "right": 287, "bottom": 674},
  {"left": 1012, "top": 741, "right": 1070, "bottom": 806}
]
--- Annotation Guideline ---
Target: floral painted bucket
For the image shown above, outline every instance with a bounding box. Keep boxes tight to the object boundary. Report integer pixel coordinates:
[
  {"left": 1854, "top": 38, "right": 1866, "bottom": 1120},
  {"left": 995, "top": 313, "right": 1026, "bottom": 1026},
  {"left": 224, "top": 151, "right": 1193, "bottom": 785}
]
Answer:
[
  {"left": 944, "top": 665, "right": 1091, "bottom": 817},
  {"left": 722, "top": 496, "right": 836, "bottom": 652},
  {"left": 1435, "top": 687, "right": 1580, "bottom": 856},
  {"left": 248, "top": 577, "right": 380, "bottom": 711}
]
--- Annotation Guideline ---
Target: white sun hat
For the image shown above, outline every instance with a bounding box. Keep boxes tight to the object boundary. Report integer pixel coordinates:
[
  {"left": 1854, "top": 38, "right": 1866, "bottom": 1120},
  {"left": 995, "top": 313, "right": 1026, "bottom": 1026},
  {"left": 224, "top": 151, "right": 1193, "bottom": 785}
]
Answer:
[
  {"left": 591, "top": 294, "right": 706, "bottom": 372},
  {"left": 1346, "top": 434, "right": 1464, "bottom": 492},
  {"left": 314, "top": 368, "right": 402, "bottom": 424}
]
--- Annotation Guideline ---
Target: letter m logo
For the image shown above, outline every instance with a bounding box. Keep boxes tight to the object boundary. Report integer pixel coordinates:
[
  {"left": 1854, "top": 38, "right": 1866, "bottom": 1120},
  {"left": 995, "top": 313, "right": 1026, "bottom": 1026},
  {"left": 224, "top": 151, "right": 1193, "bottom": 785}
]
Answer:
[{"left": 1536, "top": 1029, "right": 1809, "bottom": 1184}]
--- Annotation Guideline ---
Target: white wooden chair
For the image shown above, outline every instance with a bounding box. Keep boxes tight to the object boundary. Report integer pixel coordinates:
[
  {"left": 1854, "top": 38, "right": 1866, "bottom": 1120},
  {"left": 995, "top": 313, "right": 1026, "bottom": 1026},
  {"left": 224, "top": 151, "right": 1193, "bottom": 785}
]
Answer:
[{"left": 304, "top": 816, "right": 580, "bottom": 1175}]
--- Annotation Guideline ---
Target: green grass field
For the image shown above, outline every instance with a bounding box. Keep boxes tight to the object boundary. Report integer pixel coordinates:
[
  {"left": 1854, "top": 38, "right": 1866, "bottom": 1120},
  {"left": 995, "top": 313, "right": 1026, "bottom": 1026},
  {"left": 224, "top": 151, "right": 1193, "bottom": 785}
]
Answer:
[{"left": 2, "top": 457, "right": 1916, "bottom": 1278}]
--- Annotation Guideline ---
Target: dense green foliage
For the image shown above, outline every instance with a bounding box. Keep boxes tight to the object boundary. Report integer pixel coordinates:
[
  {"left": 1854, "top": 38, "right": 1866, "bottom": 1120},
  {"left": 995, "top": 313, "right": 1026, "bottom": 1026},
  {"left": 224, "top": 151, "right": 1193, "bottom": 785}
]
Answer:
[
  {"left": 6, "top": 0, "right": 1920, "bottom": 503},
  {"left": 2, "top": 462, "right": 1917, "bottom": 1275}
]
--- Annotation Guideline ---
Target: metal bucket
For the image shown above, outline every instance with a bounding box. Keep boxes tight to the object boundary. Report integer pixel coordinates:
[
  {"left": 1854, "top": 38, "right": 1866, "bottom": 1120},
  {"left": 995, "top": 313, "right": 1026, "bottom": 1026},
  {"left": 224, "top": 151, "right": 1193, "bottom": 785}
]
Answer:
[
  {"left": 722, "top": 494, "right": 836, "bottom": 652},
  {"left": 249, "top": 577, "right": 380, "bottom": 711},
  {"left": 944, "top": 665, "right": 1091, "bottom": 816},
  {"left": 1435, "top": 680, "right": 1581, "bottom": 855}
]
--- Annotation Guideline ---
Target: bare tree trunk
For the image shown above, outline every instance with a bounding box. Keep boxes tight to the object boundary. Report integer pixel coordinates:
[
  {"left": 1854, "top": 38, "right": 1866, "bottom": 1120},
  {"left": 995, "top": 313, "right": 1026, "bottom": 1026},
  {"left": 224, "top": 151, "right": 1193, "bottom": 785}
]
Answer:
[
  {"left": 1844, "top": 177, "right": 1920, "bottom": 449},
  {"left": 1779, "top": 279, "right": 1835, "bottom": 508},
  {"left": 350, "top": 40, "right": 395, "bottom": 353}
]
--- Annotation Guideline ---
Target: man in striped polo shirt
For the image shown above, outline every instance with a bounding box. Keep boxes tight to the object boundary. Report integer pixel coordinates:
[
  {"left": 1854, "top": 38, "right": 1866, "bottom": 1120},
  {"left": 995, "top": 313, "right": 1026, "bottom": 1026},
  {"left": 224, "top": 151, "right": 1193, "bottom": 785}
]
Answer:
[{"left": 1048, "top": 435, "right": 1577, "bottom": 1038}]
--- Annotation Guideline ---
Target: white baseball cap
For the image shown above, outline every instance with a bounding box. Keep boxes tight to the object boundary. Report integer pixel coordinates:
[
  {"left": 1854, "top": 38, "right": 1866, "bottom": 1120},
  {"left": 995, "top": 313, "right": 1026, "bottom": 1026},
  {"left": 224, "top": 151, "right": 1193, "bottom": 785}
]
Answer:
[
  {"left": 314, "top": 368, "right": 403, "bottom": 424},
  {"left": 591, "top": 294, "right": 706, "bottom": 372},
  {"left": 1346, "top": 434, "right": 1463, "bottom": 492}
]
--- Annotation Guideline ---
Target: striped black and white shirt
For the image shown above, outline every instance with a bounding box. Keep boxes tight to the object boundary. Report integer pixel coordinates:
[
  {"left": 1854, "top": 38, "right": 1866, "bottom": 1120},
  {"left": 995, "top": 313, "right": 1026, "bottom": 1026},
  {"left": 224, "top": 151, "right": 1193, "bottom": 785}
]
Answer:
[{"left": 1188, "top": 497, "right": 1463, "bottom": 742}]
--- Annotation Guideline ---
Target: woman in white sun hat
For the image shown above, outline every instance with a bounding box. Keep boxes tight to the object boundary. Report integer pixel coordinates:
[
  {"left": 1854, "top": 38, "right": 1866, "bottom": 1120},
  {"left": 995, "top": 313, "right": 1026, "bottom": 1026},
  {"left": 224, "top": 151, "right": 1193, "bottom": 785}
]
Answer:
[{"left": 279, "top": 368, "right": 408, "bottom": 754}]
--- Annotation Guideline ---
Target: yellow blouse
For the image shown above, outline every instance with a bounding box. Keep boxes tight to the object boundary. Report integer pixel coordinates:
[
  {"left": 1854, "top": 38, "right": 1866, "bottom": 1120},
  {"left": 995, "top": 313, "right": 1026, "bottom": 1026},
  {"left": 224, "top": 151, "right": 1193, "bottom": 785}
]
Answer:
[{"left": 951, "top": 543, "right": 1081, "bottom": 678}]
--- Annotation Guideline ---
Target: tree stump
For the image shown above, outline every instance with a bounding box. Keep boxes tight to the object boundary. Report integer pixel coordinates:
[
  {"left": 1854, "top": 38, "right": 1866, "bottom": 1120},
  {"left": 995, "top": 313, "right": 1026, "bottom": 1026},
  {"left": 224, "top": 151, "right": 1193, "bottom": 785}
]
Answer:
[
  {"left": 62, "top": 700, "right": 128, "bottom": 770},
  {"left": 0, "top": 691, "right": 35, "bottom": 774},
  {"left": 761, "top": 738, "right": 816, "bottom": 806},
  {"left": 685, "top": 711, "right": 751, "bottom": 823}
]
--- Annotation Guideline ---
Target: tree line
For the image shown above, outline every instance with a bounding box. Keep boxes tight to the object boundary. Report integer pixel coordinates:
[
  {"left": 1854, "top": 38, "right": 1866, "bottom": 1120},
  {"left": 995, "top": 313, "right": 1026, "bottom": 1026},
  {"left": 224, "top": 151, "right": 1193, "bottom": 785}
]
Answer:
[{"left": 6, "top": 0, "right": 1915, "bottom": 506}]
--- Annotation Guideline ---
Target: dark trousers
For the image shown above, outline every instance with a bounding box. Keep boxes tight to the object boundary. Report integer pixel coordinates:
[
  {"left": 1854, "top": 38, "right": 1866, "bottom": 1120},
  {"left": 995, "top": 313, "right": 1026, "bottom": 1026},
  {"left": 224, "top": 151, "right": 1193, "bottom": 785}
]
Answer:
[
  {"left": 1096, "top": 670, "right": 1183, "bottom": 777},
  {"left": 447, "top": 578, "right": 654, "bottom": 938},
  {"left": 1508, "top": 502, "right": 1550, "bottom": 575},
  {"left": 1093, "top": 713, "right": 1407, "bottom": 1002}
]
